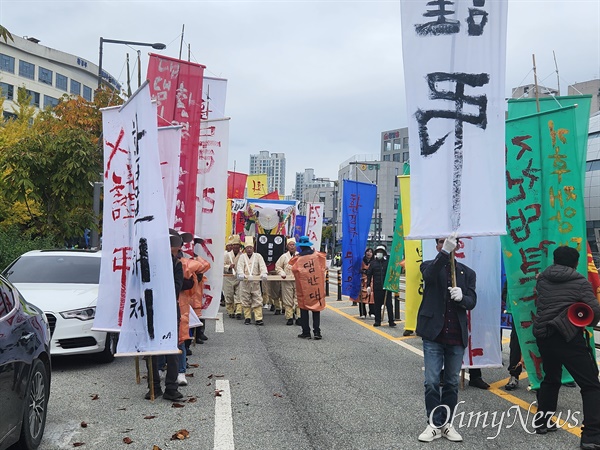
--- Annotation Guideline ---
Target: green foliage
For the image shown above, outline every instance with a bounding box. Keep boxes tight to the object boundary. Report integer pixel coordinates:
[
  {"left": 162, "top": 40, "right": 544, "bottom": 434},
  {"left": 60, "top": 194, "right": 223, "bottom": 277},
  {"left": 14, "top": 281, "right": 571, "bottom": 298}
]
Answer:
[
  {"left": 0, "top": 25, "right": 13, "bottom": 43},
  {"left": 0, "top": 224, "right": 59, "bottom": 271}
]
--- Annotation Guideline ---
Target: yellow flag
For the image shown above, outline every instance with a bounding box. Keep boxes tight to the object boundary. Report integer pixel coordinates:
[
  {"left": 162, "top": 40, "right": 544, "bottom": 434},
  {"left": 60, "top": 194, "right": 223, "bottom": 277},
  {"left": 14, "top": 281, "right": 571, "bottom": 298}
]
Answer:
[
  {"left": 246, "top": 174, "right": 268, "bottom": 198},
  {"left": 225, "top": 199, "right": 233, "bottom": 238},
  {"left": 399, "top": 175, "right": 423, "bottom": 331}
]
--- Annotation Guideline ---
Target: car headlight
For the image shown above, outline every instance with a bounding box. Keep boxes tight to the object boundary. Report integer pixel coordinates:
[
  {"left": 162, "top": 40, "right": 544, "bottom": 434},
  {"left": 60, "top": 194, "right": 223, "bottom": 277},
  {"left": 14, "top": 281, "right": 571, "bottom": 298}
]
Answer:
[{"left": 60, "top": 307, "right": 96, "bottom": 321}]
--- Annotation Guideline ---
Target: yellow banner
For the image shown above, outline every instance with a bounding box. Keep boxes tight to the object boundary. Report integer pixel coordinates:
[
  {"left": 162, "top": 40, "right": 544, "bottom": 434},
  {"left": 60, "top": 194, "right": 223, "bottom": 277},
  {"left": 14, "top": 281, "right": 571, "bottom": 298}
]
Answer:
[
  {"left": 400, "top": 175, "right": 423, "bottom": 331},
  {"left": 225, "top": 199, "right": 233, "bottom": 238},
  {"left": 246, "top": 174, "right": 268, "bottom": 199}
]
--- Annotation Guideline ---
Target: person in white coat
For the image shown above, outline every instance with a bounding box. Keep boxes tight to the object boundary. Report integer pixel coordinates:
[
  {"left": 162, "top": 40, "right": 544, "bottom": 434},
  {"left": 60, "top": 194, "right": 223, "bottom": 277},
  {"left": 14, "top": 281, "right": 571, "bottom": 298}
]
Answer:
[
  {"left": 275, "top": 238, "right": 301, "bottom": 325},
  {"left": 236, "top": 236, "right": 268, "bottom": 325},
  {"left": 223, "top": 235, "right": 243, "bottom": 319}
]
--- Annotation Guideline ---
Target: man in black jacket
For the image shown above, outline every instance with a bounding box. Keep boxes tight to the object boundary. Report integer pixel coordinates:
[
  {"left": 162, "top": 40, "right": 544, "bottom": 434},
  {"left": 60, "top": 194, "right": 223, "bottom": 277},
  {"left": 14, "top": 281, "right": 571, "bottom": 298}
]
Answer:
[
  {"left": 366, "top": 245, "right": 395, "bottom": 327},
  {"left": 534, "top": 246, "right": 600, "bottom": 447},
  {"left": 417, "top": 233, "right": 476, "bottom": 443}
]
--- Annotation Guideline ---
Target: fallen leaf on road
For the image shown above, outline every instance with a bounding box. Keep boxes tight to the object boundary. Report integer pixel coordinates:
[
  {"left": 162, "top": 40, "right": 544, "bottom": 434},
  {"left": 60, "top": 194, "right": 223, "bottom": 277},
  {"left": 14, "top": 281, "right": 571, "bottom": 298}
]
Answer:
[
  {"left": 215, "top": 390, "right": 223, "bottom": 397},
  {"left": 90, "top": 394, "right": 99, "bottom": 400},
  {"left": 80, "top": 421, "right": 88, "bottom": 428},
  {"left": 230, "top": 357, "right": 236, "bottom": 360},
  {"left": 206, "top": 383, "right": 211, "bottom": 386},
  {"left": 170, "top": 429, "right": 190, "bottom": 441},
  {"left": 73, "top": 443, "right": 85, "bottom": 447},
  {"left": 186, "top": 373, "right": 194, "bottom": 378},
  {"left": 152, "top": 446, "right": 162, "bottom": 450},
  {"left": 207, "top": 374, "right": 213, "bottom": 379},
  {"left": 123, "top": 437, "right": 133, "bottom": 444},
  {"left": 187, "top": 397, "right": 197, "bottom": 403},
  {"left": 144, "top": 415, "right": 157, "bottom": 420},
  {"left": 188, "top": 363, "right": 199, "bottom": 368},
  {"left": 117, "top": 408, "right": 126, "bottom": 411},
  {"left": 214, "top": 374, "right": 224, "bottom": 377},
  {"left": 273, "top": 393, "right": 284, "bottom": 398},
  {"left": 171, "top": 403, "right": 185, "bottom": 408}
]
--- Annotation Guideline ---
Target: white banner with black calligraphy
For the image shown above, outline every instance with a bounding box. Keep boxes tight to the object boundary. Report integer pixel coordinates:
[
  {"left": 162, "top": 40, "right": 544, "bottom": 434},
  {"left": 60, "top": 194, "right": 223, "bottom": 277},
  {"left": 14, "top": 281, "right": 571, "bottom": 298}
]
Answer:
[
  {"left": 158, "top": 126, "right": 182, "bottom": 229},
  {"left": 401, "top": 0, "right": 508, "bottom": 239},
  {"left": 95, "top": 82, "right": 179, "bottom": 355},
  {"left": 195, "top": 118, "right": 230, "bottom": 319},
  {"left": 202, "top": 76, "right": 228, "bottom": 120},
  {"left": 306, "top": 202, "right": 324, "bottom": 251}
]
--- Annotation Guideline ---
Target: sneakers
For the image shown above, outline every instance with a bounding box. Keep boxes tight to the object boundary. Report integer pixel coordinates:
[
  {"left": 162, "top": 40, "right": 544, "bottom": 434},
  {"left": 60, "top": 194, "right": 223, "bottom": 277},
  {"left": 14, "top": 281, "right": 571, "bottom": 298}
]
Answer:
[
  {"left": 359, "top": 315, "right": 366, "bottom": 319},
  {"left": 244, "top": 318, "right": 251, "bottom": 325},
  {"left": 389, "top": 322, "right": 397, "bottom": 328},
  {"left": 369, "top": 314, "right": 375, "bottom": 319},
  {"left": 418, "top": 424, "right": 441, "bottom": 442},
  {"left": 505, "top": 376, "right": 519, "bottom": 391},
  {"left": 199, "top": 333, "right": 208, "bottom": 341},
  {"left": 159, "top": 370, "right": 166, "bottom": 380},
  {"left": 163, "top": 389, "right": 184, "bottom": 401},
  {"left": 145, "top": 388, "right": 163, "bottom": 400},
  {"left": 403, "top": 330, "right": 414, "bottom": 336},
  {"left": 286, "top": 318, "right": 294, "bottom": 326},
  {"left": 255, "top": 320, "right": 264, "bottom": 326},
  {"left": 314, "top": 332, "right": 322, "bottom": 340},
  {"left": 469, "top": 377, "right": 490, "bottom": 390},
  {"left": 177, "top": 373, "right": 188, "bottom": 386},
  {"left": 441, "top": 424, "right": 463, "bottom": 442},
  {"left": 298, "top": 333, "right": 312, "bottom": 339}
]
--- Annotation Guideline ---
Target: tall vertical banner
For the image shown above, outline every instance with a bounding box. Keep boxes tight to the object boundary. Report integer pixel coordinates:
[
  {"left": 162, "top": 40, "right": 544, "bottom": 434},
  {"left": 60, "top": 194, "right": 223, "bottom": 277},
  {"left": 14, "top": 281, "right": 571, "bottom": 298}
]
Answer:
[
  {"left": 502, "top": 105, "right": 585, "bottom": 389},
  {"left": 400, "top": 1, "right": 508, "bottom": 238},
  {"left": 95, "top": 83, "right": 178, "bottom": 355},
  {"left": 294, "top": 215, "right": 306, "bottom": 242},
  {"left": 196, "top": 118, "right": 230, "bottom": 319},
  {"left": 306, "top": 202, "right": 325, "bottom": 251},
  {"left": 201, "top": 76, "right": 227, "bottom": 120},
  {"left": 341, "top": 180, "right": 377, "bottom": 299},
  {"left": 399, "top": 176, "right": 423, "bottom": 332},
  {"left": 384, "top": 177, "right": 405, "bottom": 292},
  {"left": 157, "top": 126, "right": 182, "bottom": 228},
  {"left": 147, "top": 54, "right": 205, "bottom": 234},
  {"left": 247, "top": 174, "right": 268, "bottom": 198}
]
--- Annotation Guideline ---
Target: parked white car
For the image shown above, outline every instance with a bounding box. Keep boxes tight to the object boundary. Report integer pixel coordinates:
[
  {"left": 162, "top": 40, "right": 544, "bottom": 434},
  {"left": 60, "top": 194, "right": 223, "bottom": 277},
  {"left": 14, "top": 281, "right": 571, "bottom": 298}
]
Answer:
[{"left": 2, "top": 249, "right": 116, "bottom": 363}]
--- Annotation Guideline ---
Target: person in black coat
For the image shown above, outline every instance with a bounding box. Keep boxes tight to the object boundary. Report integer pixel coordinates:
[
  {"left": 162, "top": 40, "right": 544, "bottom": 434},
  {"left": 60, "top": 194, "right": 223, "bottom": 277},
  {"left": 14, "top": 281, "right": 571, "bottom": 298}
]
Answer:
[
  {"left": 533, "top": 246, "right": 600, "bottom": 446},
  {"left": 366, "top": 245, "right": 395, "bottom": 327},
  {"left": 417, "top": 233, "right": 476, "bottom": 443}
]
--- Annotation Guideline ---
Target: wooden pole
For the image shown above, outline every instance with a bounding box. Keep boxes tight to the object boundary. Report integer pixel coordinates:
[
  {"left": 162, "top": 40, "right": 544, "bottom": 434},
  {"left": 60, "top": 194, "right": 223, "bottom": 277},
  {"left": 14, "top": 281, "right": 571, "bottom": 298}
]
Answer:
[
  {"left": 178, "top": 24, "right": 185, "bottom": 60},
  {"left": 148, "top": 356, "right": 155, "bottom": 400},
  {"left": 532, "top": 54, "right": 541, "bottom": 113},
  {"left": 135, "top": 356, "right": 140, "bottom": 384}
]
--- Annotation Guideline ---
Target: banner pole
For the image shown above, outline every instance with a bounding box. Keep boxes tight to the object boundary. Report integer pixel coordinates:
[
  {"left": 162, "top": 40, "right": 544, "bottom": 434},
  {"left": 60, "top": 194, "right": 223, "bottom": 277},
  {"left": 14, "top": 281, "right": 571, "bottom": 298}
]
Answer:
[
  {"left": 135, "top": 356, "right": 140, "bottom": 384},
  {"left": 148, "top": 356, "right": 155, "bottom": 401}
]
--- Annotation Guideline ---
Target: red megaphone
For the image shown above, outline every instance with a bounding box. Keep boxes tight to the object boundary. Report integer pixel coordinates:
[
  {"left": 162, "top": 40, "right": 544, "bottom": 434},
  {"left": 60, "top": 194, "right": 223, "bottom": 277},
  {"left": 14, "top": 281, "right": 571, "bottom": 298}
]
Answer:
[{"left": 567, "top": 303, "right": 594, "bottom": 327}]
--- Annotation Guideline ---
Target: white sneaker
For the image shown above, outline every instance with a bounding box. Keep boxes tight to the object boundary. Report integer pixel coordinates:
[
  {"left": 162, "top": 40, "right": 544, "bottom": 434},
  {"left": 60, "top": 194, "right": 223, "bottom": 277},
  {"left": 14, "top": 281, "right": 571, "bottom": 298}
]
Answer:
[
  {"left": 359, "top": 315, "right": 366, "bottom": 319},
  {"left": 418, "top": 424, "right": 441, "bottom": 442},
  {"left": 159, "top": 370, "right": 166, "bottom": 380},
  {"left": 177, "top": 373, "right": 188, "bottom": 386},
  {"left": 441, "top": 424, "right": 462, "bottom": 442},
  {"left": 369, "top": 314, "right": 375, "bottom": 319}
]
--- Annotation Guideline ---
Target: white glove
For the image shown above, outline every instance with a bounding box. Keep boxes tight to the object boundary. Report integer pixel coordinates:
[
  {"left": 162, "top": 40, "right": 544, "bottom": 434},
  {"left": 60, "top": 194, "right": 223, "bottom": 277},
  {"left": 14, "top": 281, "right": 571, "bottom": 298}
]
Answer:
[
  {"left": 366, "top": 287, "right": 371, "bottom": 295},
  {"left": 442, "top": 232, "right": 458, "bottom": 254},
  {"left": 448, "top": 286, "right": 463, "bottom": 302},
  {"left": 261, "top": 274, "right": 268, "bottom": 281}
]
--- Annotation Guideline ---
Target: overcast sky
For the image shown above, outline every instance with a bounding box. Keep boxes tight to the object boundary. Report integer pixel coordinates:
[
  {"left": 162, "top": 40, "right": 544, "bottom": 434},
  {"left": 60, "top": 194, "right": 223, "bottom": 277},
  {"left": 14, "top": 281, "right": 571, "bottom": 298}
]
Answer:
[{"left": 2, "top": 0, "right": 599, "bottom": 194}]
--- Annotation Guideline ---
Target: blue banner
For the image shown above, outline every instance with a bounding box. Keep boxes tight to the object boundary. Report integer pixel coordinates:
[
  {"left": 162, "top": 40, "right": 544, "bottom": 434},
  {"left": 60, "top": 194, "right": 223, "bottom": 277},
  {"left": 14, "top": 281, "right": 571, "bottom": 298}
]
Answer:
[
  {"left": 342, "top": 180, "right": 377, "bottom": 298},
  {"left": 294, "top": 215, "right": 306, "bottom": 242}
]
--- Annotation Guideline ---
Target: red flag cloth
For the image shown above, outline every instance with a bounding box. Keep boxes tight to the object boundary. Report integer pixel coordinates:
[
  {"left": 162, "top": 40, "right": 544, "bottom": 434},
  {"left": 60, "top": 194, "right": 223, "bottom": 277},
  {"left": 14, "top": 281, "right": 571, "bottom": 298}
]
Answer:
[
  {"left": 147, "top": 54, "right": 205, "bottom": 234},
  {"left": 586, "top": 242, "right": 600, "bottom": 301},
  {"left": 260, "top": 190, "right": 280, "bottom": 200},
  {"left": 290, "top": 252, "right": 327, "bottom": 311},
  {"left": 227, "top": 171, "right": 247, "bottom": 199}
]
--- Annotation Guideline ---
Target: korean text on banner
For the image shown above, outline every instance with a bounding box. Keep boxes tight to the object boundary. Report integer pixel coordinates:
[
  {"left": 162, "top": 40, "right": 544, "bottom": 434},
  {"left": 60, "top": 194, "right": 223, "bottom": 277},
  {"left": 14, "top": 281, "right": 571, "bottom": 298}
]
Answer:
[
  {"left": 96, "top": 82, "right": 178, "bottom": 355},
  {"left": 400, "top": 1, "right": 508, "bottom": 238},
  {"left": 147, "top": 54, "right": 205, "bottom": 234},
  {"left": 195, "top": 118, "right": 230, "bottom": 319},
  {"left": 502, "top": 106, "right": 585, "bottom": 389},
  {"left": 384, "top": 178, "right": 405, "bottom": 293},
  {"left": 294, "top": 215, "right": 306, "bottom": 242},
  {"left": 290, "top": 252, "right": 327, "bottom": 311},
  {"left": 157, "top": 126, "right": 182, "bottom": 228},
  {"left": 227, "top": 171, "right": 247, "bottom": 199},
  {"left": 247, "top": 174, "right": 268, "bottom": 199},
  {"left": 306, "top": 202, "right": 324, "bottom": 251},
  {"left": 399, "top": 176, "right": 423, "bottom": 332},
  {"left": 341, "top": 180, "right": 377, "bottom": 299},
  {"left": 202, "top": 76, "right": 227, "bottom": 120}
]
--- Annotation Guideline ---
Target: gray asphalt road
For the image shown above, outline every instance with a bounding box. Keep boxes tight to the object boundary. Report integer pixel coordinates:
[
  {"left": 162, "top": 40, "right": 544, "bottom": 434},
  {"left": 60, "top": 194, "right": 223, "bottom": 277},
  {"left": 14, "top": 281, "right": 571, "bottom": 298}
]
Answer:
[{"left": 39, "top": 278, "right": 587, "bottom": 449}]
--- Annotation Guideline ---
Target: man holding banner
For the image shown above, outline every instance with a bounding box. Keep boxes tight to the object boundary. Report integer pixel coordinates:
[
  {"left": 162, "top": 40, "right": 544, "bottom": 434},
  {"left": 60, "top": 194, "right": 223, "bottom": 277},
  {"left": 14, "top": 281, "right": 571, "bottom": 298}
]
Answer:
[{"left": 417, "top": 234, "right": 476, "bottom": 443}]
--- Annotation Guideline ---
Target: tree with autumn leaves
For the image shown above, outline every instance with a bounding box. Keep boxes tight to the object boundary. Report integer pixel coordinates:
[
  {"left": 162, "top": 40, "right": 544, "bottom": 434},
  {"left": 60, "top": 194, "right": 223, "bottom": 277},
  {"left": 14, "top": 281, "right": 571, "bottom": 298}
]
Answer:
[{"left": 0, "top": 86, "right": 123, "bottom": 248}]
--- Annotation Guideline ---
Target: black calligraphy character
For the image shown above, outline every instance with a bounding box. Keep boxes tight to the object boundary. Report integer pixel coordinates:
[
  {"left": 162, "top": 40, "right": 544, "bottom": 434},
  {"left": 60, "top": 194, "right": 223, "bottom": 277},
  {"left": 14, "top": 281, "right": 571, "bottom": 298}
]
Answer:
[
  {"left": 415, "top": 72, "right": 489, "bottom": 229},
  {"left": 415, "top": 0, "right": 460, "bottom": 36},
  {"left": 467, "top": 0, "right": 488, "bottom": 36}
]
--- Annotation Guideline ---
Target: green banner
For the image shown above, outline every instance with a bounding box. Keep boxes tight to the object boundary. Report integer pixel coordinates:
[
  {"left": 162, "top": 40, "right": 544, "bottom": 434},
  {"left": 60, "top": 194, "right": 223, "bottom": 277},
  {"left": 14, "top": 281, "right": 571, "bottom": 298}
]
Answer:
[
  {"left": 502, "top": 105, "right": 586, "bottom": 390},
  {"left": 384, "top": 163, "right": 410, "bottom": 292}
]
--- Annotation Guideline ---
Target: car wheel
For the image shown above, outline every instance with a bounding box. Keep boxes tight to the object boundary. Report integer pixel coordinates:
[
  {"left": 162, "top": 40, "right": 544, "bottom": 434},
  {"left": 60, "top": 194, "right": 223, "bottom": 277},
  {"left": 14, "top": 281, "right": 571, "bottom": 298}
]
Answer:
[
  {"left": 15, "top": 359, "right": 49, "bottom": 450},
  {"left": 96, "top": 332, "right": 117, "bottom": 363}
]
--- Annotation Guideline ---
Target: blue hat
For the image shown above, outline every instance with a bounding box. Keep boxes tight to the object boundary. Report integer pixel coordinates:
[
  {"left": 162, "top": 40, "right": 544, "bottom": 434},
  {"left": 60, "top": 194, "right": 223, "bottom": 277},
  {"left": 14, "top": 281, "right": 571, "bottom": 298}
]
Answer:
[{"left": 297, "top": 236, "right": 313, "bottom": 248}]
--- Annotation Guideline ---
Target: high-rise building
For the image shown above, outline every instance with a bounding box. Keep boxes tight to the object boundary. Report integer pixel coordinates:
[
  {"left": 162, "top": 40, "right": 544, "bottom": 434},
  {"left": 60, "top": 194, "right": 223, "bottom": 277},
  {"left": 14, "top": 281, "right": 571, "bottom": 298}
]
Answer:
[
  {"left": 569, "top": 79, "right": 600, "bottom": 117},
  {"left": 249, "top": 151, "right": 286, "bottom": 195},
  {"left": 0, "top": 34, "right": 119, "bottom": 118},
  {"left": 294, "top": 168, "right": 330, "bottom": 203},
  {"left": 381, "top": 128, "right": 410, "bottom": 163}
]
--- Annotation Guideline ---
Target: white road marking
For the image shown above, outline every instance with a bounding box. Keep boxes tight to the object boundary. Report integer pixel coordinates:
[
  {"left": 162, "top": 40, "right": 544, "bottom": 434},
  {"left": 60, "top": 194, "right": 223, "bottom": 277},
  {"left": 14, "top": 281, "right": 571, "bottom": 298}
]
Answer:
[
  {"left": 216, "top": 312, "right": 224, "bottom": 333},
  {"left": 214, "top": 379, "right": 235, "bottom": 450}
]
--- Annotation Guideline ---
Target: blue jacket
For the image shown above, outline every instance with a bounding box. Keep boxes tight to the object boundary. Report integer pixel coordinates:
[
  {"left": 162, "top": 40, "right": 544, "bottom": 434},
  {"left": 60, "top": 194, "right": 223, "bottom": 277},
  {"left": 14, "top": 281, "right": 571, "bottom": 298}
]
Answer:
[{"left": 416, "top": 250, "right": 477, "bottom": 347}]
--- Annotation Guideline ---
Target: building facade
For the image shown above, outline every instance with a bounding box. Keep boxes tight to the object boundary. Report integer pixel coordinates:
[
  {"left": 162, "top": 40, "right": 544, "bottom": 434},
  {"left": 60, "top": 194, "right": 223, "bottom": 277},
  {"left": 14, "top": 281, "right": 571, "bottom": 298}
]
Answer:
[
  {"left": 249, "top": 150, "right": 286, "bottom": 195},
  {"left": 0, "top": 34, "right": 118, "bottom": 117},
  {"left": 585, "top": 112, "right": 600, "bottom": 257},
  {"left": 381, "top": 127, "right": 410, "bottom": 163},
  {"left": 569, "top": 79, "right": 600, "bottom": 117}
]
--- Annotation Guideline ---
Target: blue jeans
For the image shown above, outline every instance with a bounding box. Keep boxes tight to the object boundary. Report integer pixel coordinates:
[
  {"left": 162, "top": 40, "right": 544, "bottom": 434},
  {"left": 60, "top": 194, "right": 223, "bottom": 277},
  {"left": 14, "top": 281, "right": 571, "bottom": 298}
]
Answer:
[
  {"left": 178, "top": 343, "right": 186, "bottom": 374},
  {"left": 422, "top": 339, "right": 464, "bottom": 427}
]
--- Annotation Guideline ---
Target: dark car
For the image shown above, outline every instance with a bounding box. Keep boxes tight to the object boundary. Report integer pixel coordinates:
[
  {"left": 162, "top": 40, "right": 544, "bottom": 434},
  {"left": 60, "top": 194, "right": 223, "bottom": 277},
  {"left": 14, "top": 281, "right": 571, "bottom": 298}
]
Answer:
[{"left": 0, "top": 274, "right": 51, "bottom": 450}]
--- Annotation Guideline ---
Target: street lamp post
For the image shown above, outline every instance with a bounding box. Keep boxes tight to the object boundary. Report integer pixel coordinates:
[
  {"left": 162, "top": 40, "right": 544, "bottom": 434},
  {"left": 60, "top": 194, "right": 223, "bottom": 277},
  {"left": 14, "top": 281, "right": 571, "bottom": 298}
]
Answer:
[{"left": 97, "top": 37, "right": 166, "bottom": 89}]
